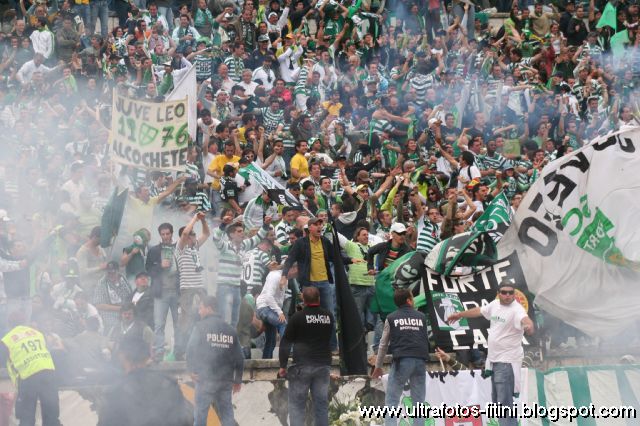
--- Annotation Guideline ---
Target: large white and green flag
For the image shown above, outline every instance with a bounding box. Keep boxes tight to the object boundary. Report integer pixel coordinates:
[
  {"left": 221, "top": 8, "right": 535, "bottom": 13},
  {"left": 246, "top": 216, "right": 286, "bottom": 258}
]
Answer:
[{"left": 498, "top": 127, "right": 640, "bottom": 336}]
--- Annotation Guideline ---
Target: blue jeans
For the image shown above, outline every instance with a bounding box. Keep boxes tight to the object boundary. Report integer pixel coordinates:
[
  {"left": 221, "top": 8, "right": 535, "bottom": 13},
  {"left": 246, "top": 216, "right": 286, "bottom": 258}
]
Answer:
[
  {"left": 157, "top": 6, "right": 174, "bottom": 31},
  {"left": 257, "top": 306, "right": 286, "bottom": 359},
  {"left": 90, "top": 0, "right": 109, "bottom": 37},
  {"left": 491, "top": 362, "right": 517, "bottom": 426},
  {"left": 385, "top": 357, "right": 426, "bottom": 426},
  {"left": 216, "top": 284, "right": 241, "bottom": 327},
  {"left": 76, "top": 4, "right": 91, "bottom": 34},
  {"left": 351, "top": 285, "right": 374, "bottom": 329},
  {"left": 153, "top": 293, "right": 179, "bottom": 358},
  {"left": 194, "top": 380, "right": 235, "bottom": 426},
  {"left": 209, "top": 189, "right": 223, "bottom": 216},
  {"left": 303, "top": 281, "right": 337, "bottom": 351},
  {"left": 288, "top": 365, "right": 330, "bottom": 426}
]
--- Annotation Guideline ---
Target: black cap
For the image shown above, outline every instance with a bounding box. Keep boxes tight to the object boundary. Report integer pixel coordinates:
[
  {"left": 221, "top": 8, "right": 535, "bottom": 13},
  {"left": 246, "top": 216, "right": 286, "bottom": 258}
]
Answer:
[{"left": 498, "top": 280, "right": 516, "bottom": 289}]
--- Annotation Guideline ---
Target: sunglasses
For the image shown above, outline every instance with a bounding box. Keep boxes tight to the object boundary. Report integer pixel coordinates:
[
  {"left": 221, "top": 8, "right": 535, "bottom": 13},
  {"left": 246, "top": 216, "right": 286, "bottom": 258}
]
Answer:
[{"left": 500, "top": 290, "right": 515, "bottom": 295}]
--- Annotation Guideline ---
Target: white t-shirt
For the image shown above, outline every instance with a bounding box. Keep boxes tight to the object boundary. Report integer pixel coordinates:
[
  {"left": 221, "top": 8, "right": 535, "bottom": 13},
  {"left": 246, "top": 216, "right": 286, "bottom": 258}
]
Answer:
[
  {"left": 457, "top": 165, "right": 481, "bottom": 190},
  {"left": 472, "top": 200, "right": 485, "bottom": 215},
  {"left": 256, "top": 270, "right": 286, "bottom": 314},
  {"left": 480, "top": 299, "right": 527, "bottom": 363}
]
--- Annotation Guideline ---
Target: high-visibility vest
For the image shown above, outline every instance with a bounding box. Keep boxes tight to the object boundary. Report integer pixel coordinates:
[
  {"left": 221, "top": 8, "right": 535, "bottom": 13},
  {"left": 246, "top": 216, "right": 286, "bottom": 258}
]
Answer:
[{"left": 1, "top": 325, "right": 55, "bottom": 384}]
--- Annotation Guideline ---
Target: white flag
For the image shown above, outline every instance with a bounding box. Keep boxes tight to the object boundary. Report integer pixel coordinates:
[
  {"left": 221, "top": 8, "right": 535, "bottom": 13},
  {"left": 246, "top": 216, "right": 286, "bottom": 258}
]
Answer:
[
  {"left": 498, "top": 127, "right": 640, "bottom": 336},
  {"left": 166, "top": 64, "right": 197, "bottom": 140}
]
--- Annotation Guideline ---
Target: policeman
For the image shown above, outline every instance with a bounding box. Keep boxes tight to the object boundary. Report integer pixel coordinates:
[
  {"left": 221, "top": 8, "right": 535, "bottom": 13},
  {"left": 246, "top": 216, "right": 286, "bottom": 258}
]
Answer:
[
  {"left": 0, "top": 312, "right": 59, "bottom": 426},
  {"left": 186, "top": 295, "right": 244, "bottom": 426},
  {"left": 372, "top": 289, "right": 429, "bottom": 426},
  {"left": 278, "top": 286, "right": 334, "bottom": 426}
]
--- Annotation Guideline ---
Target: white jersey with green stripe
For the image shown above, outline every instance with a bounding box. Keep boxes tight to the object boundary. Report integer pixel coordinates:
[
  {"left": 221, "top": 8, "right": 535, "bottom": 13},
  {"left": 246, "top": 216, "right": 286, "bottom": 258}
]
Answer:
[
  {"left": 241, "top": 247, "right": 272, "bottom": 292},
  {"left": 294, "top": 66, "right": 310, "bottom": 96},
  {"left": 416, "top": 216, "right": 440, "bottom": 254}
]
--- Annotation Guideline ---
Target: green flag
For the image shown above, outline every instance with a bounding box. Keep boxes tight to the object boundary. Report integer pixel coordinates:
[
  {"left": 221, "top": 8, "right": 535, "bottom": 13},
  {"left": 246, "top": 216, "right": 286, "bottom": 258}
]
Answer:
[
  {"left": 425, "top": 193, "right": 513, "bottom": 274},
  {"left": 610, "top": 30, "right": 629, "bottom": 58},
  {"left": 596, "top": 2, "right": 617, "bottom": 29},
  {"left": 473, "top": 191, "right": 513, "bottom": 241},
  {"left": 100, "top": 188, "right": 129, "bottom": 248},
  {"left": 369, "top": 251, "right": 417, "bottom": 316}
]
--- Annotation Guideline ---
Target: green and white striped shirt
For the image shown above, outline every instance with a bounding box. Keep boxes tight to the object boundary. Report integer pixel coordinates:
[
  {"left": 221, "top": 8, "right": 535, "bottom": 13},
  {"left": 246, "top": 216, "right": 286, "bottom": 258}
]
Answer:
[
  {"left": 260, "top": 107, "right": 284, "bottom": 134},
  {"left": 212, "top": 226, "right": 268, "bottom": 287},
  {"left": 275, "top": 220, "right": 293, "bottom": 245},
  {"left": 241, "top": 247, "right": 272, "bottom": 291},
  {"left": 477, "top": 153, "right": 511, "bottom": 185},
  {"left": 294, "top": 66, "right": 309, "bottom": 96},
  {"left": 416, "top": 217, "right": 440, "bottom": 254},
  {"left": 243, "top": 196, "right": 279, "bottom": 230},
  {"left": 223, "top": 55, "right": 244, "bottom": 82},
  {"left": 176, "top": 246, "right": 205, "bottom": 290}
]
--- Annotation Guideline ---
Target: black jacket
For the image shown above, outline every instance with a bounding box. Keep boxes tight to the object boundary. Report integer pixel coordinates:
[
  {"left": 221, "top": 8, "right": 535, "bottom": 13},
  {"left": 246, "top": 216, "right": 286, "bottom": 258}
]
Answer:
[
  {"left": 146, "top": 243, "right": 179, "bottom": 298},
  {"left": 98, "top": 368, "right": 193, "bottom": 426},
  {"left": 387, "top": 305, "right": 430, "bottom": 360},
  {"left": 132, "top": 289, "right": 154, "bottom": 329},
  {"left": 186, "top": 313, "right": 244, "bottom": 384},
  {"left": 282, "top": 236, "right": 335, "bottom": 287},
  {"left": 279, "top": 305, "right": 334, "bottom": 369},
  {"left": 366, "top": 240, "right": 412, "bottom": 272}
]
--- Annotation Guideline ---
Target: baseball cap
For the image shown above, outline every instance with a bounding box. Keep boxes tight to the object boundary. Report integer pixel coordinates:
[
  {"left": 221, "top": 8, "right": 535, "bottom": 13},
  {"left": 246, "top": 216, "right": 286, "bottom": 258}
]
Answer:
[
  {"left": 498, "top": 280, "right": 516, "bottom": 290},
  {"left": 308, "top": 216, "right": 324, "bottom": 224},
  {"left": 356, "top": 170, "right": 371, "bottom": 183},
  {"left": 258, "top": 34, "right": 270, "bottom": 42},
  {"left": 390, "top": 222, "right": 407, "bottom": 234}
]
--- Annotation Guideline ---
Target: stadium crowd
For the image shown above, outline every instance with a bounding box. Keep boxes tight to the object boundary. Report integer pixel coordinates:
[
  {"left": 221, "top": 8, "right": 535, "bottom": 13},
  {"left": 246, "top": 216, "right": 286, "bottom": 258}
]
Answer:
[{"left": 0, "top": 0, "right": 639, "bottom": 396}]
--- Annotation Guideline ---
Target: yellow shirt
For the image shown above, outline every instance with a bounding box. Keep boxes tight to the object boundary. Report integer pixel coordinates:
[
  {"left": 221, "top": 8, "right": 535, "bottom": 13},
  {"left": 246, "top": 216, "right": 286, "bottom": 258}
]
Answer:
[
  {"left": 321, "top": 101, "right": 343, "bottom": 117},
  {"left": 309, "top": 238, "right": 328, "bottom": 282},
  {"left": 207, "top": 154, "right": 240, "bottom": 190},
  {"left": 124, "top": 195, "right": 160, "bottom": 236},
  {"left": 238, "top": 126, "right": 247, "bottom": 145},
  {"left": 290, "top": 153, "right": 309, "bottom": 183}
]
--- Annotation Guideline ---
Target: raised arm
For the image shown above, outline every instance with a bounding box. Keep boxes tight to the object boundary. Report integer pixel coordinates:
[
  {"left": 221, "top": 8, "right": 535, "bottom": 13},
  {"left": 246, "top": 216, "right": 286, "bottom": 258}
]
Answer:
[
  {"left": 157, "top": 176, "right": 187, "bottom": 203},
  {"left": 178, "top": 212, "right": 202, "bottom": 250}
]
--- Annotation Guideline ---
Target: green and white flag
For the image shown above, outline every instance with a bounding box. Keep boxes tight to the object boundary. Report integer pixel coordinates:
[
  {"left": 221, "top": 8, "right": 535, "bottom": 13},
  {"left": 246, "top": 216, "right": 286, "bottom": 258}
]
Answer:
[
  {"left": 473, "top": 191, "right": 513, "bottom": 241},
  {"left": 430, "top": 292, "right": 469, "bottom": 331},
  {"left": 242, "top": 162, "right": 302, "bottom": 208},
  {"left": 370, "top": 251, "right": 421, "bottom": 316},
  {"left": 596, "top": 1, "right": 617, "bottom": 29},
  {"left": 498, "top": 128, "right": 640, "bottom": 336},
  {"left": 425, "top": 231, "right": 497, "bottom": 275},
  {"left": 424, "top": 192, "right": 512, "bottom": 274}
]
